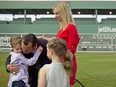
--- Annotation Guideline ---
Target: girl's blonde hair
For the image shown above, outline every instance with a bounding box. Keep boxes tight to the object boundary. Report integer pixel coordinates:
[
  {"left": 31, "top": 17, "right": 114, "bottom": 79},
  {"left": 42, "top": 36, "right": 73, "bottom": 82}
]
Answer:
[
  {"left": 53, "top": 1, "right": 74, "bottom": 26},
  {"left": 47, "top": 38, "right": 73, "bottom": 74}
]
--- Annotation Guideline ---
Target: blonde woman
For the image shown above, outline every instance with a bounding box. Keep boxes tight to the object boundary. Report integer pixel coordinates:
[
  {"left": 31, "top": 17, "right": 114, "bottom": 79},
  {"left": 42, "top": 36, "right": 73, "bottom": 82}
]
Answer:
[
  {"left": 41, "top": 1, "right": 80, "bottom": 87},
  {"left": 38, "top": 38, "right": 73, "bottom": 87}
]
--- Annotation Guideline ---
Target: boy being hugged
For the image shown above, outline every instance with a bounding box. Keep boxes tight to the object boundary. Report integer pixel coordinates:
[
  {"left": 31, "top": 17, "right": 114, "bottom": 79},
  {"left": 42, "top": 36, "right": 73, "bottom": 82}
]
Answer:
[{"left": 8, "top": 36, "right": 43, "bottom": 87}]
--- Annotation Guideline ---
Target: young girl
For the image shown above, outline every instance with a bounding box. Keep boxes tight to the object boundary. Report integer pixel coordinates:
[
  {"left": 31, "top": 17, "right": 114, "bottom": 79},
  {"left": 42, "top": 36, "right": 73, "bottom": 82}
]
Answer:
[
  {"left": 38, "top": 38, "right": 73, "bottom": 87},
  {"left": 8, "top": 36, "right": 43, "bottom": 87}
]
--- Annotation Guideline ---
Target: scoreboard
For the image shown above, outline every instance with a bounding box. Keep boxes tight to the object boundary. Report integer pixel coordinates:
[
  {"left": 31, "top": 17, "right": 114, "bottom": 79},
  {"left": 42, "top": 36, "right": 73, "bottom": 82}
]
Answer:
[{"left": 78, "top": 33, "right": 116, "bottom": 51}]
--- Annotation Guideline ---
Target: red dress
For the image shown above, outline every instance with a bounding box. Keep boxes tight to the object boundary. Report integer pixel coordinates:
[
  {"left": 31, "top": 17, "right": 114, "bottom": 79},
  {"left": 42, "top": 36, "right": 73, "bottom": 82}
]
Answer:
[{"left": 56, "top": 23, "right": 80, "bottom": 85}]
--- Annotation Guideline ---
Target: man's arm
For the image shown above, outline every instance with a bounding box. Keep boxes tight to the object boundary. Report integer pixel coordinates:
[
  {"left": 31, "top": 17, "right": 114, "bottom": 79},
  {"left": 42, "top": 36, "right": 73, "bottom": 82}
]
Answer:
[
  {"left": 37, "top": 36, "right": 55, "bottom": 41},
  {"left": 5, "top": 54, "right": 19, "bottom": 73}
]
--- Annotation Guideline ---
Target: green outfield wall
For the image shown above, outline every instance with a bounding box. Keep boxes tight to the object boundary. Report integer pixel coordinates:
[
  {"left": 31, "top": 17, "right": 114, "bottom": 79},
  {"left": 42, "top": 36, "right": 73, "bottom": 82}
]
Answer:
[{"left": 0, "top": 18, "right": 116, "bottom": 34}]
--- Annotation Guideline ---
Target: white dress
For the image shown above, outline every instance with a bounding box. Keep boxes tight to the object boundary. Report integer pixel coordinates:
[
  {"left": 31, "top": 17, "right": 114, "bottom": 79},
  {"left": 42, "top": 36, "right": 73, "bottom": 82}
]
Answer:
[
  {"left": 44, "top": 62, "right": 69, "bottom": 87},
  {"left": 8, "top": 50, "right": 41, "bottom": 87}
]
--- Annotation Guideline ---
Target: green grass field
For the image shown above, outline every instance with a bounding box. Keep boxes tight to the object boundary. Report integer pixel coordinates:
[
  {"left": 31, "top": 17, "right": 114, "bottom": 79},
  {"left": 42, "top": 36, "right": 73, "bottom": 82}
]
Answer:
[{"left": 0, "top": 52, "right": 116, "bottom": 87}]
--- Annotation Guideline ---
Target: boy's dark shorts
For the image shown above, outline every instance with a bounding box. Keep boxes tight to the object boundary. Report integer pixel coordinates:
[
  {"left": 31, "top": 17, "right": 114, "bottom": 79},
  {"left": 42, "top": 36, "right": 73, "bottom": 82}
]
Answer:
[{"left": 12, "top": 80, "right": 26, "bottom": 87}]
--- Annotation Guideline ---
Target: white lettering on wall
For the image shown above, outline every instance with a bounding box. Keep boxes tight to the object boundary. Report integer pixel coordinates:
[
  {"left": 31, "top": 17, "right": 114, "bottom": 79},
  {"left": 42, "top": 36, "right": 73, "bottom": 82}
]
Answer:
[
  {"left": 0, "top": 35, "right": 10, "bottom": 47},
  {"left": 98, "top": 26, "right": 116, "bottom": 33}
]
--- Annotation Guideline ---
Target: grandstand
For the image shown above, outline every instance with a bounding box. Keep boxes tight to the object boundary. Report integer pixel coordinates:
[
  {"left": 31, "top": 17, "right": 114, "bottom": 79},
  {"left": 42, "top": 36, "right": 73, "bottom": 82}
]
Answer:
[{"left": 0, "top": 1, "right": 116, "bottom": 52}]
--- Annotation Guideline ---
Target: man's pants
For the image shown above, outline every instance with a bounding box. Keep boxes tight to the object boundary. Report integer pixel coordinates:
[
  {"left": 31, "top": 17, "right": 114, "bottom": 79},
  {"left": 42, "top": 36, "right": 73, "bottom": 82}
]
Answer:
[{"left": 28, "top": 66, "right": 39, "bottom": 87}]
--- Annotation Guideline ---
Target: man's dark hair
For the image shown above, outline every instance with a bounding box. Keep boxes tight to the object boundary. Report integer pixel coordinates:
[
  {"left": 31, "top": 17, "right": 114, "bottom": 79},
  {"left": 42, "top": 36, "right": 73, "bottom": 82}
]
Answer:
[{"left": 22, "top": 33, "right": 37, "bottom": 47}]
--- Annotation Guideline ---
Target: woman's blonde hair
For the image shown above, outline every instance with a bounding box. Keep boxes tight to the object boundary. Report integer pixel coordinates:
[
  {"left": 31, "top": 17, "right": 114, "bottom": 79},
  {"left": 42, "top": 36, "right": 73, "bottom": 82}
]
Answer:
[
  {"left": 53, "top": 1, "right": 74, "bottom": 26},
  {"left": 47, "top": 38, "right": 73, "bottom": 74}
]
